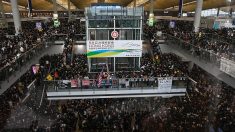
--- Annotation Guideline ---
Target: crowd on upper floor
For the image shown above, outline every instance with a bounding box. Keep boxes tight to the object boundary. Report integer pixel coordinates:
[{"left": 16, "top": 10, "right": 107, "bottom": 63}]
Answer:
[
  {"left": 144, "top": 20, "right": 235, "bottom": 61},
  {"left": 0, "top": 17, "right": 234, "bottom": 132}
]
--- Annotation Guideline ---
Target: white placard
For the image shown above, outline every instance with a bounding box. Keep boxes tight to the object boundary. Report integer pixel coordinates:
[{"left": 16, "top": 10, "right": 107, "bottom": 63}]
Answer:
[
  {"left": 220, "top": 57, "right": 235, "bottom": 78},
  {"left": 158, "top": 77, "right": 173, "bottom": 92},
  {"left": 87, "top": 40, "right": 142, "bottom": 58}
]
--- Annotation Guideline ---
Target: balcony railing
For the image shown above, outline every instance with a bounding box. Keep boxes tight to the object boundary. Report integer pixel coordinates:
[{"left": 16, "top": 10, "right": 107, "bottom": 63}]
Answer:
[
  {"left": 45, "top": 77, "right": 188, "bottom": 92},
  {"left": 0, "top": 42, "right": 47, "bottom": 82},
  {"left": 165, "top": 34, "right": 235, "bottom": 64},
  {"left": 165, "top": 33, "right": 235, "bottom": 78}
]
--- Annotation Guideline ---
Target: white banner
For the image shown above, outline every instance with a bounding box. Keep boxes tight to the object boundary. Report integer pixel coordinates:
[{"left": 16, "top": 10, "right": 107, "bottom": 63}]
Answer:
[
  {"left": 158, "top": 77, "right": 173, "bottom": 92},
  {"left": 87, "top": 40, "right": 142, "bottom": 58},
  {"left": 220, "top": 57, "right": 235, "bottom": 78}
]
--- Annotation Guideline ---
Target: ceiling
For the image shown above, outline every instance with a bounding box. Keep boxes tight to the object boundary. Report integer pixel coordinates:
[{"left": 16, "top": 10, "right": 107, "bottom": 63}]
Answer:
[{"left": 1, "top": 0, "right": 235, "bottom": 13}]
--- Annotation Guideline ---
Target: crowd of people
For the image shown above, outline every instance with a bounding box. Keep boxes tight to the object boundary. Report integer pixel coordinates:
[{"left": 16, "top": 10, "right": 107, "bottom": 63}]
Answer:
[
  {"left": 0, "top": 16, "right": 235, "bottom": 132},
  {"left": 148, "top": 20, "right": 235, "bottom": 61},
  {"left": 0, "top": 21, "right": 44, "bottom": 69},
  {"left": 4, "top": 64, "right": 231, "bottom": 132},
  {"left": 0, "top": 70, "right": 35, "bottom": 130},
  {"left": 0, "top": 19, "right": 86, "bottom": 81}
]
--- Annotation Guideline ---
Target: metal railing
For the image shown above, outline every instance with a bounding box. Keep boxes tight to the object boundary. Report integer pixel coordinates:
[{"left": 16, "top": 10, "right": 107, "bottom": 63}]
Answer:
[
  {"left": 47, "top": 34, "right": 86, "bottom": 42},
  {"left": 0, "top": 42, "right": 46, "bottom": 82},
  {"left": 45, "top": 77, "right": 188, "bottom": 92}
]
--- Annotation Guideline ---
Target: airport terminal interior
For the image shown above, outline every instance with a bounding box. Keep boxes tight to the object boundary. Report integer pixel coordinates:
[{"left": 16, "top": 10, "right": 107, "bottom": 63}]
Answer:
[{"left": 0, "top": 0, "right": 235, "bottom": 131}]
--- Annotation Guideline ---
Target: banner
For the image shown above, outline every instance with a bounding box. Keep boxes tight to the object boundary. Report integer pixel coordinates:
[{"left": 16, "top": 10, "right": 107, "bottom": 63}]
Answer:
[
  {"left": 158, "top": 77, "right": 173, "bottom": 92},
  {"left": 71, "top": 79, "right": 78, "bottom": 88},
  {"left": 82, "top": 80, "right": 90, "bottom": 86},
  {"left": 220, "top": 57, "right": 235, "bottom": 78},
  {"left": 59, "top": 80, "right": 71, "bottom": 88},
  {"left": 87, "top": 40, "right": 142, "bottom": 58}
]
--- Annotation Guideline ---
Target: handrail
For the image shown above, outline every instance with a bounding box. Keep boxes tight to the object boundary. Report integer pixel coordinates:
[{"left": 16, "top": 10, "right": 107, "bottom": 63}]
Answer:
[
  {"left": 165, "top": 34, "right": 235, "bottom": 62},
  {"left": 168, "top": 31, "right": 235, "bottom": 46},
  {"left": 0, "top": 42, "right": 44, "bottom": 71},
  {"left": 43, "top": 77, "right": 187, "bottom": 82}
]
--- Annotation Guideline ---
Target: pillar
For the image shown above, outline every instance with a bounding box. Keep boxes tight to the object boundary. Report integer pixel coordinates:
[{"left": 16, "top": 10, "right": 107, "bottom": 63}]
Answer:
[
  {"left": 27, "top": 0, "right": 32, "bottom": 17},
  {"left": 229, "top": 8, "right": 233, "bottom": 18},
  {"left": 68, "top": 0, "right": 71, "bottom": 21},
  {"left": 217, "top": 8, "right": 220, "bottom": 17},
  {"left": 133, "top": 0, "right": 136, "bottom": 7},
  {"left": 193, "top": 0, "right": 203, "bottom": 32},
  {"left": 53, "top": 0, "right": 57, "bottom": 14},
  {"left": 178, "top": 0, "right": 183, "bottom": 17},
  {"left": 0, "top": 0, "right": 5, "bottom": 19},
  {"left": 150, "top": 0, "right": 153, "bottom": 14},
  {"left": 10, "top": 0, "right": 21, "bottom": 35}
]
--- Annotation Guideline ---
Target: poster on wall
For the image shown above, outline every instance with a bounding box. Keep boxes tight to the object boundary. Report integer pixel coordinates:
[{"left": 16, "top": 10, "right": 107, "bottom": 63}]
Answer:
[
  {"left": 158, "top": 77, "right": 173, "bottom": 92},
  {"left": 87, "top": 40, "right": 142, "bottom": 58}
]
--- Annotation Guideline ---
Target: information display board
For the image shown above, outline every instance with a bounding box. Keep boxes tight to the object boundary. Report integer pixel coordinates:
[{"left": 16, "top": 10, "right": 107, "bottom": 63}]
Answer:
[
  {"left": 158, "top": 77, "right": 173, "bottom": 92},
  {"left": 220, "top": 57, "right": 235, "bottom": 78},
  {"left": 87, "top": 40, "right": 142, "bottom": 58}
]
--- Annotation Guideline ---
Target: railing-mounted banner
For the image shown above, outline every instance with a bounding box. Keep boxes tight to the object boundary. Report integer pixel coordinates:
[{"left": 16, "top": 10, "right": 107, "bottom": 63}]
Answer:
[
  {"left": 220, "top": 57, "right": 235, "bottom": 78},
  {"left": 158, "top": 77, "right": 173, "bottom": 92},
  {"left": 87, "top": 40, "right": 142, "bottom": 58}
]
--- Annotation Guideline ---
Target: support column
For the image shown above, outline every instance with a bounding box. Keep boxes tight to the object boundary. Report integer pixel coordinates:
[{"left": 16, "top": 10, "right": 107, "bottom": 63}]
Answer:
[
  {"left": 178, "top": 0, "right": 183, "bottom": 17},
  {"left": 150, "top": 0, "right": 153, "bottom": 14},
  {"left": 53, "top": 0, "right": 57, "bottom": 14},
  {"left": 229, "top": 8, "right": 233, "bottom": 18},
  {"left": 217, "top": 8, "right": 220, "bottom": 17},
  {"left": 68, "top": 0, "right": 71, "bottom": 21},
  {"left": 27, "top": 0, "right": 32, "bottom": 17},
  {"left": 10, "top": 0, "right": 21, "bottom": 35},
  {"left": 114, "top": 57, "right": 116, "bottom": 73},
  {"left": 0, "top": 0, "right": 5, "bottom": 19},
  {"left": 193, "top": 0, "right": 203, "bottom": 32},
  {"left": 133, "top": 0, "right": 136, "bottom": 7}
]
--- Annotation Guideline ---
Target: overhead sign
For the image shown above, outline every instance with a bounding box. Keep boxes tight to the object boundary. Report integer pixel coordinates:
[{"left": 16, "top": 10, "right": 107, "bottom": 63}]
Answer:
[
  {"left": 111, "top": 31, "right": 119, "bottom": 39},
  {"left": 158, "top": 77, "right": 173, "bottom": 92},
  {"left": 87, "top": 40, "right": 142, "bottom": 58},
  {"left": 220, "top": 57, "right": 235, "bottom": 78}
]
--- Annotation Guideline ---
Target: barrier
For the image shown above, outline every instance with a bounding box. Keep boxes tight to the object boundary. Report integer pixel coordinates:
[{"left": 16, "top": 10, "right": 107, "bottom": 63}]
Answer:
[
  {"left": 45, "top": 77, "right": 188, "bottom": 92},
  {"left": 0, "top": 42, "right": 46, "bottom": 81}
]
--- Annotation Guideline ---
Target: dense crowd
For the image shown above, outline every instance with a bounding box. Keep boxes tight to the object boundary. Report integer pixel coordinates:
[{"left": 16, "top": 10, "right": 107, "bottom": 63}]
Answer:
[
  {"left": 4, "top": 64, "right": 231, "bottom": 132},
  {"left": 0, "top": 19, "right": 86, "bottom": 81},
  {"left": 0, "top": 22, "right": 45, "bottom": 69},
  {"left": 48, "top": 19, "right": 85, "bottom": 35},
  {"left": 147, "top": 20, "right": 235, "bottom": 61},
  {"left": 0, "top": 70, "right": 35, "bottom": 130},
  {"left": 0, "top": 17, "right": 235, "bottom": 132},
  {"left": 39, "top": 54, "right": 88, "bottom": 80}
]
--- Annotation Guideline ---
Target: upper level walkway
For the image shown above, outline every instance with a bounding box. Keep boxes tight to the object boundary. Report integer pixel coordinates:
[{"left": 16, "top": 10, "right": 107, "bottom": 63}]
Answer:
[
  {"left": 0, "top": 41, "right": 151, "bottom": 95},
  {"left": 161, "top": 35, "right": 235, "bottom": 88}
]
